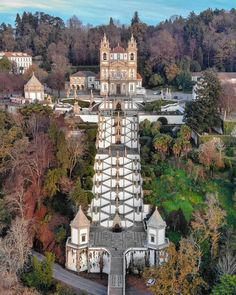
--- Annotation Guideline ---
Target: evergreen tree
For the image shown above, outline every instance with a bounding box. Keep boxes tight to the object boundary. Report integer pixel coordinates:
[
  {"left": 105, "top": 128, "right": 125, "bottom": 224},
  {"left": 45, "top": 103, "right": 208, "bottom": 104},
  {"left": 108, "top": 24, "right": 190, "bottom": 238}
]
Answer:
[
  {"left": 0, "top": 56, "right": 12, "bottom": 72},
  {"left": 15, "top": 13, "right": 22, "bottom": 38},
  {"left": 23, "top": 252, "right": 55, "bottom": 294},
  {"left": 109, "top": 17, "right": 114, "bottom": 26},
  {"left": 131, "top": 11, "right": 140, "bottom": 26},
  {"left": 211, "top": 274, "right": 236, "bottom": 295},
  {"left": 184, "top": 69, "right": 222, "bottom": 133}
]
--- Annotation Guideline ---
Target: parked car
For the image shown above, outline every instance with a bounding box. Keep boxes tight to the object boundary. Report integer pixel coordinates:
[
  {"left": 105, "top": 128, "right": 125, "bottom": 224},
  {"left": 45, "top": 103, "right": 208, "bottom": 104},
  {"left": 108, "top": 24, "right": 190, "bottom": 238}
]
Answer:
[
  {"left": 153, "top": 91, "right": 161, "bottom": 95},
  {"left": 174, "top": 95, "right": 178, "bottom": 99},
  {"left": 146, "top": 278, "right": 156, "bottom": 286}
]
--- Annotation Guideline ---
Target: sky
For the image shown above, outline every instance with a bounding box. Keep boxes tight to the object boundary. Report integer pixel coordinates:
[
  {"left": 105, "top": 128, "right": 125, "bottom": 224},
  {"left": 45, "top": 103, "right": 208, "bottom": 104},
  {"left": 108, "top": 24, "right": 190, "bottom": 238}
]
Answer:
[{"left": 0, "top": 0, "right": 234, "bottom": 26}]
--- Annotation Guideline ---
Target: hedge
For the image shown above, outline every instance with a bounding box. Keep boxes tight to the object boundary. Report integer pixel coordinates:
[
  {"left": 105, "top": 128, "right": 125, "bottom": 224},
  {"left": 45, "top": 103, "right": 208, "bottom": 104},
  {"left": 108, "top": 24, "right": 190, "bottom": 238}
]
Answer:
[
  {"left": 77, "top": 123, "right": 98, "bottom": 130},
  {"left": 224, "top": 121, "right": 236, "bottom": 135}
]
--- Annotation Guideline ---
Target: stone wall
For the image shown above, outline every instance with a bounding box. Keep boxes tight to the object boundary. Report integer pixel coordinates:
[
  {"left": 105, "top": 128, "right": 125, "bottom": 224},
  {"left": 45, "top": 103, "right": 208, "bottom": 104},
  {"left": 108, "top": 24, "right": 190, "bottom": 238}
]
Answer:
[
  {"left": 139, "top": 114, "right": 184, "bottom": 125},
  {"left": 88, "top": 248, "right": 110, "bottom": 274},
  {"left": 79, "top": 114, "right": 184, "bottom": 125}
]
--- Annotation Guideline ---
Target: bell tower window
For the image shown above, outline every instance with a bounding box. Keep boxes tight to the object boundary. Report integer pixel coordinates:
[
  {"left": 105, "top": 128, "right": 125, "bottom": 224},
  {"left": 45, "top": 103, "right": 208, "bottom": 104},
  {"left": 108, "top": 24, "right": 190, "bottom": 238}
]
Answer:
[
  {"left": 81, "top": 234, "right": 86, "bottom": 242},
  {"left": 103, "top": 53, "right": 107, "bottom": 60},
  {"left": 130, "top": 53, "right": 134, "bottom": 61},
  {"left": 150, "top": 235, "right": 155, "bottom": 243}
]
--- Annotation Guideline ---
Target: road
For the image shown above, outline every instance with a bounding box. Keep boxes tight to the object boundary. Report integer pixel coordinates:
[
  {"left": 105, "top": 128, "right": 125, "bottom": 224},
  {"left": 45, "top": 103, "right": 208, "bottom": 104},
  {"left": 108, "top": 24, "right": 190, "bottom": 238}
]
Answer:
[{"left": 33, "top": 251, "right": 107, "bottom": 295}]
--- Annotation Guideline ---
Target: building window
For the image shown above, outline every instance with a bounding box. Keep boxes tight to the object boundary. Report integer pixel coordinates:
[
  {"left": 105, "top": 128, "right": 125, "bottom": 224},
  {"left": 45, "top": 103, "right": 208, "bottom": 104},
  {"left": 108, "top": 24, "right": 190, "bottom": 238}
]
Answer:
[
  {"left": 117, "top": 54, "right": 120, "bottom": 60},
  {"left": 81, "top": 234, "right": 86, "bottom": 242},
  {"left": 150, "top": 235, "right": 155, "bottom": 243},
  {"left": 103, "top": 53, "right": 107, "bottom": 60},
  {"left": 130, "top": 53, "right": 134, "bottom": 61},
  {"left": 130, "top": 84, "right": 133, "bottom": 91}
]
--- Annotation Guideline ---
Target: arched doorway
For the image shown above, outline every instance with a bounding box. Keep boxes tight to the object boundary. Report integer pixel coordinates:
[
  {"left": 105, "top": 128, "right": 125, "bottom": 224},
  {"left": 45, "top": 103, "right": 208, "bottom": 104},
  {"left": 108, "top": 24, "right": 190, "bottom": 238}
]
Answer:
[
  {"left": 115, "top": 102, "right": 122, "bottom": 111},
  {"left": 158, "top": 117, "right": 168, "bottom": 125},
  {"left": 112, "top": 223, "right": 122, "bottom": 232}
]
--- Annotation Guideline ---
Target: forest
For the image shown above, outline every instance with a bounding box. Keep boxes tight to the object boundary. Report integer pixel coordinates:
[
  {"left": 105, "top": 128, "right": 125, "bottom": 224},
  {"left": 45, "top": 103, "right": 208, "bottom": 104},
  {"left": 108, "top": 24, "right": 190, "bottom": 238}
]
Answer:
[
  {"left": 0, "top": 105, "right": 96, "bottom": 294},
  {"left": 0, "top": 8, "right": 236, "bottom": 89}
]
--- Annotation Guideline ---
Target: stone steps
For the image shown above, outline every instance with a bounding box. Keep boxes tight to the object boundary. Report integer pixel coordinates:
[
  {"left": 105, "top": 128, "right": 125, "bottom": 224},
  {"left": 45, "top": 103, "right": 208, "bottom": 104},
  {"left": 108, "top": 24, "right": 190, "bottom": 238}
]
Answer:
[{"left": 108, "top": 251, "right": 124, "bottom": 295}]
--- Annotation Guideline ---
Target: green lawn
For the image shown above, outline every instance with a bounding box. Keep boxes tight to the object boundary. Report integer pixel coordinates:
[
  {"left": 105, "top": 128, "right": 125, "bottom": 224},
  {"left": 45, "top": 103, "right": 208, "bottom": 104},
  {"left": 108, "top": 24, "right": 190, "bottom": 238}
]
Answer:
[{"left": 146, "top": 165, "right": 236, "bottom": 226}]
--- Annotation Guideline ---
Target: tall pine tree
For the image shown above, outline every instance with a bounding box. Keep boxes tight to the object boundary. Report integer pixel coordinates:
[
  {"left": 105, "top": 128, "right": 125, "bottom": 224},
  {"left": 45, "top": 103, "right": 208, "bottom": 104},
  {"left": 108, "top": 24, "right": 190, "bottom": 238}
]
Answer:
[{"left": 184, "top": 69, "right": 222, "bottom": 133}]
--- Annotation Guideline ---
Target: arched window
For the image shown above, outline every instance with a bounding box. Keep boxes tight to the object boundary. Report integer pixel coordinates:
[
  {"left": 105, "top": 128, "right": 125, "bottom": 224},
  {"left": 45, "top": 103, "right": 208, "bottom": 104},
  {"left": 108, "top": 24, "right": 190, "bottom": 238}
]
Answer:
[
  {"left": 130, "top": 53, "right": 134, "bottom": 61},
  {"left": 103, "top": 53, "right": 107, "bottom": 60}
]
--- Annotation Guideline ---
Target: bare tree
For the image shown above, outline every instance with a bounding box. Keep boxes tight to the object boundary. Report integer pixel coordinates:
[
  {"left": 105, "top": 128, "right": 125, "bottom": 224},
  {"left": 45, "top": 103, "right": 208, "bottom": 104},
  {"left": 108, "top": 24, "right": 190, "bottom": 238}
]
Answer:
[
  {"left": 191, "top": 193, "right": 226, "bottom": 258},
  {"left": 219, "top": 83, "right": 236, "bottom": 119},
  {"left": 0, "top": 217, "right": 33, "bottom": 288},
  {"left": 216, "top": 229, "right": 236, "bottom": 278},
  {"left": 0, "top": 282, "right": 40, "bottom": 295},
  {"left": 67, "top": 135, "right": 85, "bottom": 178},
  {"left": 5, "top": 181, "right": 26, "bottom": 219}
]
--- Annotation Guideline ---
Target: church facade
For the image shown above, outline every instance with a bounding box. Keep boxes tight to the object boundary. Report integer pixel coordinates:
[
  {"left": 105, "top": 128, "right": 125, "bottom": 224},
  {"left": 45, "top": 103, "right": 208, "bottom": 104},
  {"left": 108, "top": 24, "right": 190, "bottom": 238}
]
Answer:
[{"left": 100, "top": 34, "right": 142, "bottom": 96}]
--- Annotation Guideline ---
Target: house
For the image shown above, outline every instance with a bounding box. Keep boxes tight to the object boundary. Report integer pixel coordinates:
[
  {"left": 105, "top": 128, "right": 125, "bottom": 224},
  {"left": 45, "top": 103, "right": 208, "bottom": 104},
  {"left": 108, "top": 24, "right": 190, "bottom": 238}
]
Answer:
[
  {"left": 67, "top": 71, "right": 97, "bottom": 98},
  {"left": 0, "top": 51, "right": 32, "bottom": 74}
]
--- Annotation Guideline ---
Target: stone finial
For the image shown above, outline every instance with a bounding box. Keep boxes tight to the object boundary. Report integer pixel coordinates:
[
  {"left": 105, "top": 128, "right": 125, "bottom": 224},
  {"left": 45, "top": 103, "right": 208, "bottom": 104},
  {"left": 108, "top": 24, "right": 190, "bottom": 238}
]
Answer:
[{"left": 113, "top": 211, "right": 121, "bottom": 228}]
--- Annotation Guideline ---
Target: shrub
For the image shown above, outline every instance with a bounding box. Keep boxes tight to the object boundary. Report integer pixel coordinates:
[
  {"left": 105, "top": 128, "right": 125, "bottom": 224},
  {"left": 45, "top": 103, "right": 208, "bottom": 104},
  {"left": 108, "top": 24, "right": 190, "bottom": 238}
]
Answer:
[
  {"left": 22, "top": 252, "right": 55, "bottom": 294},
  {"left": 226, "top": 147, "right": 235, "bottom": 157}
]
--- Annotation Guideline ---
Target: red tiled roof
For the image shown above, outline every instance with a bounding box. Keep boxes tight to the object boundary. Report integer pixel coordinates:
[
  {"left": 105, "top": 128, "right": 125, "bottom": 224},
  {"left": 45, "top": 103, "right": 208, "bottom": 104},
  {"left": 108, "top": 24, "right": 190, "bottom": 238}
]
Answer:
[
  {"left": 1, "top": 51, "right": 31, "bottom": 57},
  {"left": 112, "top": 45, "right": 126, "bottom": 53},
  {"left": 137, "top": 73, "right": 142, "bottom": 80},
  {"left": 218, "top": 72, "right": 236, "bottom": 79}
]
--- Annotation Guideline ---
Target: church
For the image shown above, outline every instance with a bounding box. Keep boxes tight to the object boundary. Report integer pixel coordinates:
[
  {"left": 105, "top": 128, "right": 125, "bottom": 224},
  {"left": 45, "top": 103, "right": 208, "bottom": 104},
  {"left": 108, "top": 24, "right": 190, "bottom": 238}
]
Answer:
[
  {"left": 65, "top": 35, "right": 168, "bottom": 295},
  {"left": 100, "top": 34, "right": 142, "bottom": 96}
]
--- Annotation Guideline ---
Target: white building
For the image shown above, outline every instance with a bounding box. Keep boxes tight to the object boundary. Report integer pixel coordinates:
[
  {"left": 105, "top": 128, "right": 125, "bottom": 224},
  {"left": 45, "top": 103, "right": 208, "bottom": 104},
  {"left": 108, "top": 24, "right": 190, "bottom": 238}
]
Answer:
[
  {"left": 24, "top": 73, "right": 44, "bottom": 102},
  {"left": 66, "top": 205, "right": 111, "bottom": 274},
  {"left": 0, "top": 51, "right": 32, "bottom": 74},
  {"left": 67, "top": 71, "right": 97, "bottom": 98}
]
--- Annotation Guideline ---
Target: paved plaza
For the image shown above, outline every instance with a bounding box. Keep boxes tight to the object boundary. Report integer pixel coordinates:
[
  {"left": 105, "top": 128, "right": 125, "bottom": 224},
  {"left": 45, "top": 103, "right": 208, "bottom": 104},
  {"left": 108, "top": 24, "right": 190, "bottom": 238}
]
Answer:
[{"left": 89, "top": 223, "right": 147, "bottom": 250}]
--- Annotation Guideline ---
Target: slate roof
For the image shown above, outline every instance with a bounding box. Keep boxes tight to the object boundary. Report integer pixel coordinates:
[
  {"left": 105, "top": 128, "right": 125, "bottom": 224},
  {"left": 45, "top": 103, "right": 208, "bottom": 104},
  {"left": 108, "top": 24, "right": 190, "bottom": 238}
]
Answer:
[
  {"left": 25, "top": 73, "right": 43, "bottom": 88},
  {"left": 146, "top": 207, "right": 166, "bottom": 228},
  {"left": 70, "top": 206, "right": 90, "bottom": 228},
  {"left": 72, "top": 71, "right": 96, "bottom": 78}
]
